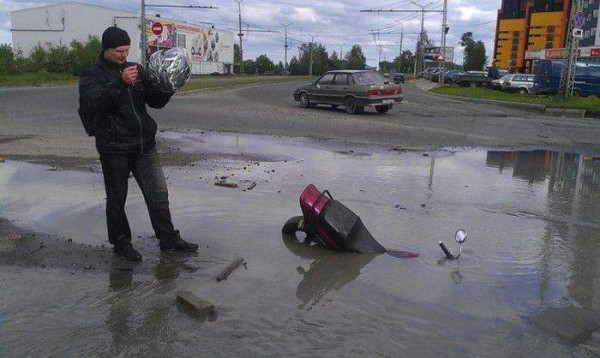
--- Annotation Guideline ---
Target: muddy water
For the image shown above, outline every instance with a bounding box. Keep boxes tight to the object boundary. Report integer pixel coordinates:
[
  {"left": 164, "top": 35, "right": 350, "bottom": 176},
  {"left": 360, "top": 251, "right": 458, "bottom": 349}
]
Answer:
[{"left": 1, "top": 131, "right": 600, "bottom": 357}]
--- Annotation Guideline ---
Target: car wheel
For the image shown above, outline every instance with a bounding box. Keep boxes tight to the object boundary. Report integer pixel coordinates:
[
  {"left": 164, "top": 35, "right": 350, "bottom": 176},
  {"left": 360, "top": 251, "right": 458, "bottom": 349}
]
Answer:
[
  {"left": 375, "top": 105, "right": 391, "bottom": 114},
  {"left": 331, "top": 105, "right": 338, "bottom": 109},
  {"left": 344, "top": 97, "right": 359, "bottom": 114},
  {"left": 518, "top": 88, "right": 527, "bottom": 95},
  {"left": 299, "top": 92, "right": 310, "bottom": 108},
  {"left": 469, "top": 82, "right": 478, "bottom": 88}
]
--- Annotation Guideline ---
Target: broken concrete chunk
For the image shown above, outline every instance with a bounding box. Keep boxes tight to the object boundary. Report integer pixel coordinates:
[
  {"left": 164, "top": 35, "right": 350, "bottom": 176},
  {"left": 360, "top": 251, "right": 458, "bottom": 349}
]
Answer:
[
  {"left": 530, "top": 307, "right": 600, "bottom": 344},
  {"left": 177, "top": 290, "right": 215, "bottom": 315}
]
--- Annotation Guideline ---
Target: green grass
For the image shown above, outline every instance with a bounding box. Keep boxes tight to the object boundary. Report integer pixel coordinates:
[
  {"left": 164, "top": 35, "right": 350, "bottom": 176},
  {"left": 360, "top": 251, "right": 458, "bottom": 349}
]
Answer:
[
  {"left": 431, "top": 86, "right": 600, "bottom": 113},
  {"left": 181, "top": 75, "right": 316, "bottom": 92},
  {"left": 0, "top": 71, "right": 79, "bottom": 87}
]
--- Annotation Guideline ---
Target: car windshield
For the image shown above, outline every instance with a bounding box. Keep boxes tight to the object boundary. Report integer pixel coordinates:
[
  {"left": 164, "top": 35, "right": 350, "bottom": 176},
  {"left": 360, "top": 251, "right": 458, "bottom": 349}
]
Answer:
[{"left": 353, "top": 71, "right": 387, "bottom": 85}]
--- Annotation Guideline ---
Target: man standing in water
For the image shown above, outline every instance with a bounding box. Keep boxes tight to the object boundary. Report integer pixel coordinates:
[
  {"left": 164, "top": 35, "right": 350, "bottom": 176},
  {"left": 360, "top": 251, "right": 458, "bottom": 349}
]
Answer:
[{"left": 78, "top": 26, "right": 198, "bottom": 261}]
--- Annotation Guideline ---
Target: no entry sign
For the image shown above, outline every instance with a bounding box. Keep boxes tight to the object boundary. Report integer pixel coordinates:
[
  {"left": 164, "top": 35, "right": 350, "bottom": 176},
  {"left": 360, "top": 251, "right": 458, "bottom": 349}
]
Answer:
[{"left": 152, "top": 22, "right": 163, "bottom": 36}]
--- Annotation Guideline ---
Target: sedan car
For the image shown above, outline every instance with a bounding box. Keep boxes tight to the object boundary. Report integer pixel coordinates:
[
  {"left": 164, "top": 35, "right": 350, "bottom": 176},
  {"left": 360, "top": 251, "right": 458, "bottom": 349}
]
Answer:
[
  {"left": 501, "top": 73, "right": 535, "bottom": 94},
  {"left": 293, "top": 70, "right": 403, "bottom": 114}
]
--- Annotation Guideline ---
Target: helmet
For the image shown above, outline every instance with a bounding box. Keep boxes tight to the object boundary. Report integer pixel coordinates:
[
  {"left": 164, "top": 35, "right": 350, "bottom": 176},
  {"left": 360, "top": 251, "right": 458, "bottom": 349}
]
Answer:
[{"left": 148, "top": 47, "right": 191, "bottom": 92}]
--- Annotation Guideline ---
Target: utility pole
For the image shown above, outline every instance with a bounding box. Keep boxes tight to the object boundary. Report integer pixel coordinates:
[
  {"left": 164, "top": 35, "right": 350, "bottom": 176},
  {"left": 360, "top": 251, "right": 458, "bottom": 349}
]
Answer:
[
  {"left": 438, "top": 0, "right": 448, "bottom": 84},
  {"left": 234, "top": 0, "right": 244, "bottom": 74},
  {"left": 281, "top": 22, "right": 292, "bottom": 71},
  {"left": 559, "top": 0, "right": 583, "bottom": 98},
  {"left": 360, "top": 4, "right": 442, "bottom": 76},
  {"left": 400, "top": 24, "right": 404, "bottom": 58},
  {"left": 309, "top": 34, "right": 315, "bottom": 76},
  {"left": 141, "top": 3, "right": 217, "bottom": 69},
  {"left": 141, "top": 0, "right": 147, "bottom": 69}
]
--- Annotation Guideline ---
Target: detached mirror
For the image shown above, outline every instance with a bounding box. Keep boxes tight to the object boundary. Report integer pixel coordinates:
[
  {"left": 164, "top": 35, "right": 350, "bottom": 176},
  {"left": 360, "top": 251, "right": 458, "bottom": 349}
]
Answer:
[{"left": 455, "top": 229, "right": 467, "bottom": 244}]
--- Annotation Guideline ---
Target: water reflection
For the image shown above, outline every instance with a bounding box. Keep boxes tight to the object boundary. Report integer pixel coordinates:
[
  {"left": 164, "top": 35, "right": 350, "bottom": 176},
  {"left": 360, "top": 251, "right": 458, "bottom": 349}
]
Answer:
[
  {"left": 105, "top": 252, "right": 202, "bottom": 355},
  {"left": 282, "top": 234, "right": 376, "bottom": 310},
  {"left": 486, "top": 150, "right": 600, "bottom": 310}
]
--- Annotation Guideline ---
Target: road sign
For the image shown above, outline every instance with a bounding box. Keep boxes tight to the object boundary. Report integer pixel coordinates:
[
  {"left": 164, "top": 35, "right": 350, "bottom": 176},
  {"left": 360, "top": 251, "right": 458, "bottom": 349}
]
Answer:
[
  {"left": 152, "top": 22, "right": 163, "bottom": 36},
  {"left": 573, "top": 28, "right": 583, "bottom": 39},
  {"left": 574, "top": 12, "right": 585, "bottom": 29}
]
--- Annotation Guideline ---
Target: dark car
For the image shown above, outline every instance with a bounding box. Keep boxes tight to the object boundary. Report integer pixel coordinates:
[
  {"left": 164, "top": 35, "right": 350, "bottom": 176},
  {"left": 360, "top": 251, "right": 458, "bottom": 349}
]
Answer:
[
  {"left": 293, "top": 70, "right": 403, "bottom": 114},
  {"left": 393, "top": 73, "right": 405, "bottom": 84}
]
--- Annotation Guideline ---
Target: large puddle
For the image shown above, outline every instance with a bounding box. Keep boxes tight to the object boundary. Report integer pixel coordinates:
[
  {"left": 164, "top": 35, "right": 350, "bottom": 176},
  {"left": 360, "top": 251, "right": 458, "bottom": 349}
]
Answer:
[{"left": 1, "top": 131, "right": 600, "bottom": 356}]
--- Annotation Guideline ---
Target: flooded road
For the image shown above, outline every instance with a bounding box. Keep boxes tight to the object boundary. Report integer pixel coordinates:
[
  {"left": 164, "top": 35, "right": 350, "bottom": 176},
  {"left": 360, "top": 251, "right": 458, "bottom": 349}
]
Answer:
[{"left": 1, "top": 131, "right": 600, "bottom": 356}]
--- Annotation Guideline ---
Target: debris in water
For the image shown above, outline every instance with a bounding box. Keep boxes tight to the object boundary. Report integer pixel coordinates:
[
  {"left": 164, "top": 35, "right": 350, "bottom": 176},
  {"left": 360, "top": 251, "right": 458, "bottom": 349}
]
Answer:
[
  {"left": 214, "top": 182, "right": 238, "bottom": 189},
  {"left": 176, "top": 290, "right": 215, "bottom": 315},
  {"left": 216, "top": 257, "right": 245, "bottom": 282},
  {"left": 247, "top": 182, "right": 257, "bottom": 191}
]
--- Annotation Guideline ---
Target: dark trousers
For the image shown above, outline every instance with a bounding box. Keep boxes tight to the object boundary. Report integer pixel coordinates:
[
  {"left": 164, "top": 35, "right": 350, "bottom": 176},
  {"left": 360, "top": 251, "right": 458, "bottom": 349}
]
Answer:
[{"left": 100, "top": 148, "right": 177, "bottom": 247}]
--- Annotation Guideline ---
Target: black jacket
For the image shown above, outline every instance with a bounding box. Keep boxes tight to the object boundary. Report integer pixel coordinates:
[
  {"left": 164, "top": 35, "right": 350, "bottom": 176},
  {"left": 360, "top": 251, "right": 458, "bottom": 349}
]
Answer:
[{"left": 78, "top": 55, "right": 173, "bottom": 154}]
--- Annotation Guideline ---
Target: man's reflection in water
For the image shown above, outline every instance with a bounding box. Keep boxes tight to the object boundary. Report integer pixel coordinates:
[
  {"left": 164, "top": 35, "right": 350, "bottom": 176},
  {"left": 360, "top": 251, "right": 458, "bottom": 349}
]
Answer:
[
  {"left": 282, "top": 233, "right": 377, "bottom": 310},
  {"left": 105, "top": 251, "right": 200, "bottom": 355}
]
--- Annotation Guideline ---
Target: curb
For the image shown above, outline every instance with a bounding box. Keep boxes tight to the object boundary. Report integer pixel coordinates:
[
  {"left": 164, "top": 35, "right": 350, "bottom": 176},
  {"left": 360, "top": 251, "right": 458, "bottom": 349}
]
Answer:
[
  {"left": 428, "top": 91, "right": 598, "bottom": 119},
  {"left": 428, "top": 92, "right": 546, "bottom": 113}
]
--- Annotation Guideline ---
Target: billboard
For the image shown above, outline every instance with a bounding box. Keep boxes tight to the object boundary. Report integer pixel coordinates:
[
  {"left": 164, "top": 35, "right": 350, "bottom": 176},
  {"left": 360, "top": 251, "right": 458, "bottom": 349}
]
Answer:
[
  {"left": 423, "top": 47, "right": 454, "bottom": 63},
  {"left": 145, "top": 17, "right": 232, "bottom": 64}
]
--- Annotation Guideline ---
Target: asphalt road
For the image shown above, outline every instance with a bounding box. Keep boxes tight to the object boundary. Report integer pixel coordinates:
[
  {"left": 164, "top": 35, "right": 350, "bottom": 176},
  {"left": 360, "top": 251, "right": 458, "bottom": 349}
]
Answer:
[{"left": 2, "top": 80, "right": 600, "bottom": 161}]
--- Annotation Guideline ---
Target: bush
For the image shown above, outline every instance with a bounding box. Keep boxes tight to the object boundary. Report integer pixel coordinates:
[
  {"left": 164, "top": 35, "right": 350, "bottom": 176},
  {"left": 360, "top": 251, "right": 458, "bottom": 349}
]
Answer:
[{"left": 0, "top": 44, "right": 15, "bottom": 74}]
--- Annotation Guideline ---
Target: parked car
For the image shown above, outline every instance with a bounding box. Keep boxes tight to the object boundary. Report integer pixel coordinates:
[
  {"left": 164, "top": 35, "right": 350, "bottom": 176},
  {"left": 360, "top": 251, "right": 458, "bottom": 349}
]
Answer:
[
  {"left": 454, "top": 71, "right": 493, "bottom": 87},
  {"left": 293, "top": 70, "right": 403, "bottom": 114},
  {"left": 393, "top": 73, "right": 405, "bottom": 84},
  {"left": 501, "top": 73, "right": 535, "bottom": 94},
  {"left": 422, "top": 68, "right": 438, "bottom": 80},
  {"left": 533, "top": 59, "right": 600, "bottom": 97},
  {"left": 444, "top": 70, "right": 466, "bottom": 84},
  {"left": 491, "top": 74, "right": 512, "bottom": 89}
]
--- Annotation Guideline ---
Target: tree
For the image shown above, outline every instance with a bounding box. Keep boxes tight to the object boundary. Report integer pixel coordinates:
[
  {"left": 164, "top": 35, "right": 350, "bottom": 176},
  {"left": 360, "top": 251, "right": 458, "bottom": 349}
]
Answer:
[
  {"left": 274, "top": 61, "right": 284, "bottom": 75},
  {"left": 288, "top": 56, "right": 301, "bottom": 75},
  {"left": 255, "top": 54, "right": 274, "bottom": 74},
  {"left": 394, "top": 50, "right": 415, "bottom": 73},
  {"left": 69, "top": 36, "right": 102, "bottom": 76},
  {"left": 345, "top": 45, "right": 366, "bottom": 70},
  {"left": 297, "top": 42, "right": 329, "bottom": 75},
  {"left": 378, "top": 61, "right": 394, "bottom": 74},
  {"left": 243, "top": 59, "right": 257, "bottom": 75},
  {"left": 461, "top": 32, "right": 487, "bottom": 71},
  {"left": 329, "top": 51, "right": 343, "bottom": 70}
]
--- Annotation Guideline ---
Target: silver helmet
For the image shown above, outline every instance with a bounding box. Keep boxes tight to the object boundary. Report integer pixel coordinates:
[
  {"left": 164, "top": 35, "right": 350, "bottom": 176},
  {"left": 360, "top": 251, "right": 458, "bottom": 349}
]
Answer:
[{"left": 148, "top": 47, "right": 191, "bottom": 92}]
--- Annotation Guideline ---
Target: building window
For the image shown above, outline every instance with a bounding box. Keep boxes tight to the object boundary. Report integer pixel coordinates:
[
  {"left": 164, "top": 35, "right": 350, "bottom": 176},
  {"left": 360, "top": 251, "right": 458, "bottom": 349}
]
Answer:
[
  {"left": 513, "top": 31, "right": 520, "bottom": 37},
  {"left": 594, "top": 9, "right": 599, "bottom": 18},
  {"left": 177, "top": 34, "right": 186, "bottom": 48},
  {"left": 512, "top": 44, "right": 519, "bottom": 51},
  {"left": 513, "top": 38, "right": 520, "bottom": 44},
  {"left": 511, "top": 52, "right": 518, "bottom": 59},
  {"left": 546, "top": 42, "right": 554, "bottom": 49},
  {"left": 546, "top": 34, "right": 554, "bottom": 42},
  {"left": 547, "top": 26, "right": 555, "bottom": 33}
]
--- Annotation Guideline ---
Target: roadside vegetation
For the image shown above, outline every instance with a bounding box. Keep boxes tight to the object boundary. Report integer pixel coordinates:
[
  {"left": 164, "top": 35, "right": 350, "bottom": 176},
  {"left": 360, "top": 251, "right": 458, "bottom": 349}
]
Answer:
[
  {"left": 182, "top": 75, "right": 315, "bottom": 91},
  {"left": 431, "top": 86, "right": 600, "bottom": 113},
  {"left": 0, "top": 37, "right": 101, "bottom": 87}
]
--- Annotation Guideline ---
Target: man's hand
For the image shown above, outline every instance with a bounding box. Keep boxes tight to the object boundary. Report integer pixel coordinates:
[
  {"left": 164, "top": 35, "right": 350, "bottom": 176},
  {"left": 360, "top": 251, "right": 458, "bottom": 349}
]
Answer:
[{"left": 121, "top": 65, "right": 138, "bottom": 87}]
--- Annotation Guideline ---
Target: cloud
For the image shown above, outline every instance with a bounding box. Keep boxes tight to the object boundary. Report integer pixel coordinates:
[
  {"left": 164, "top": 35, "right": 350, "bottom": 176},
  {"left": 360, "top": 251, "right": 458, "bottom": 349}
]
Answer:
[
  {"left": 457, "top": 6, "right": 497, "bottom": 22},
  {"left": 292, "top": 7, "right": 321, "bottom": 23}
]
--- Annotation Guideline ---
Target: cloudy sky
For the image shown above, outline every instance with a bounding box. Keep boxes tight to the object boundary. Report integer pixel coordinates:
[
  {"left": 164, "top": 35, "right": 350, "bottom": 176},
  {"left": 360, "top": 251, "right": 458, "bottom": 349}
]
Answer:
[{"left": 0, "top": 0, "right": 502, "bottom": 66}]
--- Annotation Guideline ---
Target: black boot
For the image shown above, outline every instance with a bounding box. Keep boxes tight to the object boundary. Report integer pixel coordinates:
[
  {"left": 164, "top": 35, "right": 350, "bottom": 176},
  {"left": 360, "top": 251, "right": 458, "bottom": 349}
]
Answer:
[
  {"left": 113, "top": 244, "right": 142, "bottom": 261},
  {"left": 160, "top": 232, "right": 198, "bottom": 252}
]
